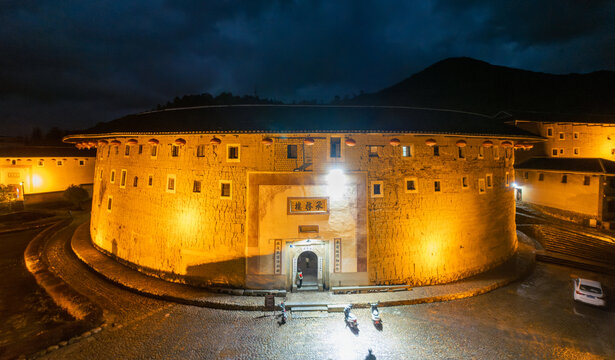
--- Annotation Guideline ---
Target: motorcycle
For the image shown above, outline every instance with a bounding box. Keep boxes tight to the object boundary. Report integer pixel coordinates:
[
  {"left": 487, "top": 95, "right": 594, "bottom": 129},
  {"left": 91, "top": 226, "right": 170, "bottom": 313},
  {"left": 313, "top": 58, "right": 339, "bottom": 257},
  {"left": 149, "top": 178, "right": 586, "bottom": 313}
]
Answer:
[
  {"left": 343, "top": 304, "right": 358, "bottom": 329},
  {"left": 370, "top": 302, "right": 381, "bottom": 325}
]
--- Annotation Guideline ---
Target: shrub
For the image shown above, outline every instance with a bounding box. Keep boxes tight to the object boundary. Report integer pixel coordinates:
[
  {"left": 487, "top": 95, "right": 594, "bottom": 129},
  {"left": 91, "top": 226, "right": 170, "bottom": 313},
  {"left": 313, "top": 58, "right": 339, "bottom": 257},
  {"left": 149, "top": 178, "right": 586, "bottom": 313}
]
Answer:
[{"left": 63, "top": 185, "right": 90, "bottom": 210}]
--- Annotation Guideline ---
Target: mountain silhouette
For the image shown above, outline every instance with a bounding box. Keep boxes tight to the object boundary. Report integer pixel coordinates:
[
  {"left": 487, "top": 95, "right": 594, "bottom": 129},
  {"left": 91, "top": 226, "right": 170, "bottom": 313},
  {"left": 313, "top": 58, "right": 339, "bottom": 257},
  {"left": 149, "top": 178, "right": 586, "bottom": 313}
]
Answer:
[{"left": 348, "top": 57, "right": 615, "bottom": 116}]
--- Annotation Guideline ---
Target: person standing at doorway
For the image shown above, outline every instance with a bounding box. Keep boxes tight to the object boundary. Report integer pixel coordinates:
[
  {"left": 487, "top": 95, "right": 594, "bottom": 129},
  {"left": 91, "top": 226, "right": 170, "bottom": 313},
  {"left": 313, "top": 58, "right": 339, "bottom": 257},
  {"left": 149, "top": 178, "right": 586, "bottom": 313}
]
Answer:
[{"left": 296, "top": 269, "right": 303, "bottom": 288}]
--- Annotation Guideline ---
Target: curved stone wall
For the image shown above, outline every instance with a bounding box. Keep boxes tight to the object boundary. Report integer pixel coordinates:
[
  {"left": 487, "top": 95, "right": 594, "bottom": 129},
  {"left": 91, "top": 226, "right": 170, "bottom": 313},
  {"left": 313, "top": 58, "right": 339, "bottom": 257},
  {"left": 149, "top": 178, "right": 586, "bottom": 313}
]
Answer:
[{"left": 89, "top": 133, "right": 517, "bottom": 288}]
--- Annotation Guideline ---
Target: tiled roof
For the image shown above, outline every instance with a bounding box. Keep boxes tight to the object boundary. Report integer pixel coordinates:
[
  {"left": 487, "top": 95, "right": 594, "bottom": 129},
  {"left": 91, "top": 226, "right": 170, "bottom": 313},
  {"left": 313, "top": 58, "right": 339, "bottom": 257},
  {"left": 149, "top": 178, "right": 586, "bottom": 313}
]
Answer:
[
  {"left": 66, "top": 105, "right": 541, "bottom": 139},
  {"left": 516, "top": 157, "right": 615, "bottom": 174},
  {"left": 497, "top": 110, "right": 615, "bottom": 124},
  {"left": 0, "top": 146, "right": 95, "bottom": 158}
]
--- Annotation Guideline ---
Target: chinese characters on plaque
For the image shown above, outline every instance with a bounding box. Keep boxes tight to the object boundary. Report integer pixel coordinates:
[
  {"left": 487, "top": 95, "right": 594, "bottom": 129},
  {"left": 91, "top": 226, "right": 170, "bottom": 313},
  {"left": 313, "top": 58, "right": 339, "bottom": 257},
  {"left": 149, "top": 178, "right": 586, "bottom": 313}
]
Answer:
[
  {"left": 274, "top": 239, "right": 282, "bottom": 274},
  {"left": 334, "top": 238, "right": 342, "bottom": 272},
  {"left": 287, "top": 197, "right": 329, "bottom": 215}
]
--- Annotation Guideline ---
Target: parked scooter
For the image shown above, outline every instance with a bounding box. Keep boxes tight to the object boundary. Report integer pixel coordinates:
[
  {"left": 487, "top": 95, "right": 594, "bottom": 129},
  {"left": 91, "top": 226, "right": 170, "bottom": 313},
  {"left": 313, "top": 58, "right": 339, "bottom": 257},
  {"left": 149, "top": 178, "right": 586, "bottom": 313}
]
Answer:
[
  {"left": 343, "top": 304, "right": 358, "bottom": 329},
  {"left": 370, "top": 302, "right": 381, "bottom": 325},
  {"left": 279, "top": 301, "right": 288, "bottom": 324}
]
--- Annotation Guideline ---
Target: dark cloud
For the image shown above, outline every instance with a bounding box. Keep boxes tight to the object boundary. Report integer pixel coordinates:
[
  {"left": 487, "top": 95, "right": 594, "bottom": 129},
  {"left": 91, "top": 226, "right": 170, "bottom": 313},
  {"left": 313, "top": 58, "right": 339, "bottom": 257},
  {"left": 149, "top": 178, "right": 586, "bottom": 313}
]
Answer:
[{"left": 1, "top": 0, "right": 614, "bottom": 135}]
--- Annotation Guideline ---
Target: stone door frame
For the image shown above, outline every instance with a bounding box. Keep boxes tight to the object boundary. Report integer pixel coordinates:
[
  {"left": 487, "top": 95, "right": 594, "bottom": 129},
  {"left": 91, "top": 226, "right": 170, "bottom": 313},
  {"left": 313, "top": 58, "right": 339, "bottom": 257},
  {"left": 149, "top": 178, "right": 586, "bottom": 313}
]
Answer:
[{"left": 287, "top": 239, "right": 328, "bottom": 291}]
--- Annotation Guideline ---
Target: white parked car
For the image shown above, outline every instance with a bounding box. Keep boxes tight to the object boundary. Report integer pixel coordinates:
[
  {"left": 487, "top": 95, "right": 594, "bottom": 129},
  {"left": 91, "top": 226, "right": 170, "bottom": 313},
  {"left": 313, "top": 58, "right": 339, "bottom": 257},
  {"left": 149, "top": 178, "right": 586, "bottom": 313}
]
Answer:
[{"left": 573, "top": 278, "right": 606, "bottom": 307}]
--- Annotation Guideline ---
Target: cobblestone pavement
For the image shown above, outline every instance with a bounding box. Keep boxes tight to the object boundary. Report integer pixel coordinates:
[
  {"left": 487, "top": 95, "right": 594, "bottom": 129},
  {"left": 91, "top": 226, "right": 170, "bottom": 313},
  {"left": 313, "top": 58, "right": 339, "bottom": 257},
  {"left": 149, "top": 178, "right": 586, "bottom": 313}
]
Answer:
[
  {"left": 42, "top": 217, "right": 172, "bottom": 327},
  {"left": 37, "top": 262, "right": 614, "bottom": 360}
]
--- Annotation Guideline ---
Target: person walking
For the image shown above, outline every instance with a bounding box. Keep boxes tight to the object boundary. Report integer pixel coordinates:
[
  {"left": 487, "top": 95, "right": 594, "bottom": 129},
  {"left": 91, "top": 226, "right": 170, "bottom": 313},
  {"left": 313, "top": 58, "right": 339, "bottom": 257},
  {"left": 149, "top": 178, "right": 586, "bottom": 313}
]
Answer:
[{"left": 296, "top": 269, "right": 303, "bottom": 288}]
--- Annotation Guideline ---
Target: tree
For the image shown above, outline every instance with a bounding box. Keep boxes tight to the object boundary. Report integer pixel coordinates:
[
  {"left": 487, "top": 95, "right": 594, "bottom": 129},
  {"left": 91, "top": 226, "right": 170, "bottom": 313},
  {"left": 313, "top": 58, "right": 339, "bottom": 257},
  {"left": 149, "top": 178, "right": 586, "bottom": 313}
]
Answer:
[{"left": 63, "top": 185, "right": 90, "bottom": 210}]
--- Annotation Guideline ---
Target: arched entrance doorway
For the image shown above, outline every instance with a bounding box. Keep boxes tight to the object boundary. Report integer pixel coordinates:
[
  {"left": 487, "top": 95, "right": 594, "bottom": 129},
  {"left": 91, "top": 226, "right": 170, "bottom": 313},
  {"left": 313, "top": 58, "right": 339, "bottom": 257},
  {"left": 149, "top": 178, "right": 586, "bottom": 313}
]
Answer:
[{"left": 297, "top": 251, "right": 318, "bottom": 286}]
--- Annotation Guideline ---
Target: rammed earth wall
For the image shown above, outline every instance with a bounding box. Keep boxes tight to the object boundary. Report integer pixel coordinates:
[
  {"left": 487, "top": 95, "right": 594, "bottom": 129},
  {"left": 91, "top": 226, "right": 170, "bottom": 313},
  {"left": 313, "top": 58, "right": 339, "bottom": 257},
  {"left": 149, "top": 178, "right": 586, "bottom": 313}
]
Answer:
[{"left": 90, "top": 133, "right": 517, "bottom": 288}]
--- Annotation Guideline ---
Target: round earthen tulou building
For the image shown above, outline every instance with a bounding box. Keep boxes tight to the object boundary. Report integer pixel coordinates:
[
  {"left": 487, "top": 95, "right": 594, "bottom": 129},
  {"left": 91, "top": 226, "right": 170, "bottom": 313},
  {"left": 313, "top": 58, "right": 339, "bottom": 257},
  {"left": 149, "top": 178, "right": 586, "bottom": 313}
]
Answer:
[{"left": 64, "top": 105, "right": 541, "bottom": 291}]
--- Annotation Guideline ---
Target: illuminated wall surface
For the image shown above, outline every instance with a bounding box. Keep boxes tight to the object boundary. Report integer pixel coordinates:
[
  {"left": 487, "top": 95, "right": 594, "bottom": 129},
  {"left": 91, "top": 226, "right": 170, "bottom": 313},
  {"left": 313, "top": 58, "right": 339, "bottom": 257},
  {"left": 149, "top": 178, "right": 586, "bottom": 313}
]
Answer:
[
  {"left": 513, "top": 119, "right": 615, "bottom": 222},
  {"left": 86, "top": 133, "right": 522, "bottom": 289},
  {"left": 517, "top": 171, "right": 603, "bottom": 217},
  {"left": 516, "top": 121, "right": 615, "bottom": 160},
  {"left": 0, "top": 155, "right": 95, "bottom": 194}
]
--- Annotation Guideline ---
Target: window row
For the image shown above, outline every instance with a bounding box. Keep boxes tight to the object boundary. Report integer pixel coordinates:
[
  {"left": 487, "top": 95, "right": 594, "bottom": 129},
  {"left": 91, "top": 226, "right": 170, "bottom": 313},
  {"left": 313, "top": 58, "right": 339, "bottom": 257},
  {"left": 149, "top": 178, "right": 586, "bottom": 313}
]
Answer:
[
  {"left": 524, "top": 171, "right": 591, "bottom": 186},
  {"left": 370, "top": 173, "right": 509, "bottom": 197},
  {"left": 546, "top": 128, "right": 580, "bottom": 140},
  {"left": 105, "top": 144, "right": 241, "bottom": 162},
  {"left": 551, "top": 147, "right": 580, "bottom": 156},
  {"left": 104, "top": 141, "right": 511, "bottom": 163},
  {"left": 103, "top": 169, "right": 232, "bottom": 199}
]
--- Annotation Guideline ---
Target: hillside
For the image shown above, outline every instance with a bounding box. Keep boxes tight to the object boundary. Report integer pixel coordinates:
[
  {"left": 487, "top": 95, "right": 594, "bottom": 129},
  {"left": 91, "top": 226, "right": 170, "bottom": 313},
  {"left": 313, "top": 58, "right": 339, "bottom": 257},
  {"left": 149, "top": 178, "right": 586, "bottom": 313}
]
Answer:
[{"left": 348, "top": 57, "right": 615, "bottom": 115}]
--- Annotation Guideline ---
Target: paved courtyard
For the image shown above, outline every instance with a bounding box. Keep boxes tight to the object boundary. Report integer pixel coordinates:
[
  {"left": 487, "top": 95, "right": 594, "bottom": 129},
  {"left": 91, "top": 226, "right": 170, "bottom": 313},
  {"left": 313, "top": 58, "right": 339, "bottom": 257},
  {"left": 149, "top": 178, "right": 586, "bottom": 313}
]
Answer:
[
  {"left": 2, "top": 219, "right": 614, "bottom": 359},
  {"left": 41, "top": 262, "right": 614, "bottom": 360}
]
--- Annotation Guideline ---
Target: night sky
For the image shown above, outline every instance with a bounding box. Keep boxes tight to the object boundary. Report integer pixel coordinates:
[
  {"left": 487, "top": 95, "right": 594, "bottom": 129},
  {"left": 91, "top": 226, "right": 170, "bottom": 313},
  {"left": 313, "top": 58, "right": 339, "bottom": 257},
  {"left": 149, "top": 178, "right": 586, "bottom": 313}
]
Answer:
[{"left": 1, "top": 1, "right": 614, "bottom": 136}]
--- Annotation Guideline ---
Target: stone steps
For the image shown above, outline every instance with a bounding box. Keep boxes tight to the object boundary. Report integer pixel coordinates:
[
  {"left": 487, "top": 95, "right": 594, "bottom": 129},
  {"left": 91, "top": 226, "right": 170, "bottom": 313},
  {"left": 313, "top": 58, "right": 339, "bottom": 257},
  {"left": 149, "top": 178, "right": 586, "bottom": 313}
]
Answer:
[{"left": 296, "top": 285, "right": 319, "bottom": 292}]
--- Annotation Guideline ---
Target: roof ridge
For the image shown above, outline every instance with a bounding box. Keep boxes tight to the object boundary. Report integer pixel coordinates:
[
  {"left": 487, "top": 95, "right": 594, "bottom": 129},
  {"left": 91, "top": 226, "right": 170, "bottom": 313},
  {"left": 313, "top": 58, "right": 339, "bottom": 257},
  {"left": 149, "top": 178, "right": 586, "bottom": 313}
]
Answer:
[{"left": 136, "top": 104, "right": 492, "bottom": 119}]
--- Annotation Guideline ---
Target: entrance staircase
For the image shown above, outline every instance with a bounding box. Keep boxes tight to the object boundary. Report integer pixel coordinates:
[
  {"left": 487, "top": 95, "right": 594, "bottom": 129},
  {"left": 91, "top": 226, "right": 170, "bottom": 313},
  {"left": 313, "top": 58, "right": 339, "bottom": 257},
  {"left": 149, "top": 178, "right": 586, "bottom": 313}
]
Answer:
[
  {"left": 286, "top": 302, "right": 329, "bottom": 319},
  {"left": 296, "top": 284, "right": 319, "bottom": 292},
  {"left": 518, "top": 223, "right": 615, "bottom": 274}
]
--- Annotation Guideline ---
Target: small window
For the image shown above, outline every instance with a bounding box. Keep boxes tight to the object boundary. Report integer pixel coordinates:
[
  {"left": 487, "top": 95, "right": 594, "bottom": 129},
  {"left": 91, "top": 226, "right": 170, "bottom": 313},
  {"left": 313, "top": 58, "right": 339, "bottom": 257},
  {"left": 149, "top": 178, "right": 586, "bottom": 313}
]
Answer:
[
  {"left": 505, "top": 172, "right": 510, "bottom": 187},
  {"left": 402, "top": 145, "right": 413, "bottom": 158},
  {"left": 167, "top": 174, "right": 176, "bottom": 193},
  {"left": 171, "top": 145, "right": 179, "bottom": 157},
  {"left": 539, "top": 173, "right": 544, "bottom": 181},
  {"left": 559, "top": 132, "right": 565, "bottom": 140},
  {"left": 486, "top": 174, "right": 493, "bottom": 188},
  {"left": 99, "top": 169, "right": 103, "bottom": 180},
  {"left": 57, "top": 160, "right": 63, "bottom": 166},
  {"left": 583, "top": 176, "right": 590, "bottom": 186},
  {"left": 461, "top": 176, "right": 469, "bottom": 189},
  {"left": 197, "top": 144, "right": 206, "bottom": 157},
  {"left": 559, "top": 149, "right": 564, "bottom": 155},
  {"left": 37, "top": 159, "right": 44, "bottom": 167},
  {"left": 107, "top": 196, "right": 113, "bottom": 212},
  {"left": 478, "top": 178, "right": 486, "bottom": 194},
  {"left": 524, "top": 172, "right": 529, "bottom": 180},
  {"left": 434, "top": 180, "right": 441, "bottom": 193},
  {"left": 573, "top": 148, "right": 579, "bottom": 156},
  {"left": 493, "top": 146, "right": 499, "bottom": 160},
  {"left": 561, "top": 175, "right": 567, "bottom": 183},
  {"left": 110, "top": 170, "right": 116, "bottom": 183},
  {"left": 138, "top": 145, "right": 143, "bottom": 154},
  {"left": 330, "top": 137, "right": 341, "bottom": 158},
  {"left": 546, "top": 127, "right": 553, "bottom": 137},
  {"left": 371, "top": 181, "right": 383, "bottom": 198},
  {"left": 79, "top": 160, "right": 85, "bottom": 166},
  {"left": 151, "top": 144, "right": 158, "bottom": 157},
  {"left": 227, "top": 145, "right": 240, "bottom": 162},
  {"left": 405, "top": 178, "right": 418, "bottom": 193},
  {"left": 220, "top": 181, "right": 232, "bottom": 199},
  {"left": 120, "top": 170, "right": 127, "bottom": 188},
  {"left": 287, "top": 145, "right": 298, "bottom": 159},
  {"left": 552, "top": 148, "right": 558, "bottom": 157},
  {"left": 193, "top": 180, "right": 202, "bottom": 193},
  {"left": 573, "top": 132, "right": 579, "bottom": 139},
  {"left": 125, "top": 145, "right": 130, "bottom": 156},
  {"left": 433, "top": 145, "right": 440, "bottom": 156},
  {"left": 458, "top": 147, "right": 465, "bottom": 159},
  {"left": 148, "top": 175, "right": 153, "bottom": 187},
  {"left": 478, "top": 146, "right": 484, "bottom": 159},
  {"left": 133, "top": 176, "right": 138, "bottom": 187},
  {"left": 369, "top": 146, "right": 379, "bottom": 157}
]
